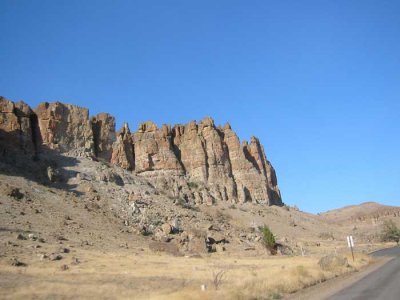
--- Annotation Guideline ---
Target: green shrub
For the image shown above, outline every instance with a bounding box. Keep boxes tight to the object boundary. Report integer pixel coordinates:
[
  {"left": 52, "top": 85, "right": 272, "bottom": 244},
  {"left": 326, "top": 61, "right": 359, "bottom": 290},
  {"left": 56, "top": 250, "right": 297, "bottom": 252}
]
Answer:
[
  {"left": 259, "top": 225, "right": 276, "bottom": 254},
  {"left": 187, "top": 181, "right": 199, "bottom": 189},
  {"left": 381, "top": 220, "right": 400, "bottom": 245}
]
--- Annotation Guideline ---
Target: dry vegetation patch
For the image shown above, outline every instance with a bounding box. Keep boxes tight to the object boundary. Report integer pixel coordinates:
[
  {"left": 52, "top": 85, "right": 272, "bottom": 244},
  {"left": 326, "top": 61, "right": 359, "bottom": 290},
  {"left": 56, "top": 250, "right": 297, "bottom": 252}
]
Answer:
[{"left": 0, "top": 244, "right": 374, "bottom": 300}]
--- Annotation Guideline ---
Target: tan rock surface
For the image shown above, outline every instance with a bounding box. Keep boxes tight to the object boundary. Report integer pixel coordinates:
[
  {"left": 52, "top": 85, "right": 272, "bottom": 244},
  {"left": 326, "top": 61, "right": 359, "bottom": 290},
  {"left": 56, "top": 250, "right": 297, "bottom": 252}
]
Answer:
[
  {"left": 133, "top": 122, "right": 184, "bottom": 175},
  {"left": 91, "top": 113, "right": 116, "bottom": 161},
  {"left": 111, "top": 123, "right": 135, "bottom": 170},
  {"left": 0, "top": 97, "right": 37, "bottom": 158},
  {"left": 35, "top": 102, "right": 93, "bottom": 155},
  {"left": 1, "top": 96, "right": 282, "bottom": 206}
]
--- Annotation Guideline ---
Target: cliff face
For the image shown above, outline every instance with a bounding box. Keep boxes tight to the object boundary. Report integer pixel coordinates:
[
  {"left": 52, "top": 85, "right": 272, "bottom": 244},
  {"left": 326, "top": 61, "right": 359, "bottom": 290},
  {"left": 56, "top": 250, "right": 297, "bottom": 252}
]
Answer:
[
  {"left": 0, "top": 97, "right": 38, "bottom": 158},
  {"left": 0, "top": 96, "right": 282, "bottom": 206}
]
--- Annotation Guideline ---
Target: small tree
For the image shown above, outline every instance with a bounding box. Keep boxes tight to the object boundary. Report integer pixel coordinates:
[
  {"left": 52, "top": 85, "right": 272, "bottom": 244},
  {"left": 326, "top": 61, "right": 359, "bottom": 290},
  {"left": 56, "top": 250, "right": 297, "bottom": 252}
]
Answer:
[
  {"left": 381, "top": 220, "right": 400, "bottom": 245},
  {"left": 259, "top": 225, "right": 276, "bottom": 254}
]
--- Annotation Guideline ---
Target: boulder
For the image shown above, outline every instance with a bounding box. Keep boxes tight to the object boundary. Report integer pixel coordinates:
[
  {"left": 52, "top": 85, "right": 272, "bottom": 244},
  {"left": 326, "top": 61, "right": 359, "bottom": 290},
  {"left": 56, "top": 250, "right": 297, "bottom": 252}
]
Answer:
[{"left": 161, "top": 223, "right": 172, "bottom": 235}]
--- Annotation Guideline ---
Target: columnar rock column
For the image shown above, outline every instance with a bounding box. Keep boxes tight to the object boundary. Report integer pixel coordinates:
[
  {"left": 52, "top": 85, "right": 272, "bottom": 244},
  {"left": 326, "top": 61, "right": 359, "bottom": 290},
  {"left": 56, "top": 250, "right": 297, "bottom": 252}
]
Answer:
[
  {"left": 91, "top": 113, "right": 116, "bottom": 161},
  {"left": 111, "top": 123, "right": 135, "bottom": 170}
]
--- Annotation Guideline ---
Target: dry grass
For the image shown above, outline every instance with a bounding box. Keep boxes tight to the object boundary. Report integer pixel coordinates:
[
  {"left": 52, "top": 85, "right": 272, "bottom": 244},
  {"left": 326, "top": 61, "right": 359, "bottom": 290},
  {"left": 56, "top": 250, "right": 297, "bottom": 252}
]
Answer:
[{"left": 0, "top": 247, "right": 373, "bottom": 300}]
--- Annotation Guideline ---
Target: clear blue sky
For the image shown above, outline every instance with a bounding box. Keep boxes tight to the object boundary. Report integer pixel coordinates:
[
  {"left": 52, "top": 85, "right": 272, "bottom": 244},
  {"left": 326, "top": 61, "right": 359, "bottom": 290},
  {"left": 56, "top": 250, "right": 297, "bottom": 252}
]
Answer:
[{"left": 1, "top": 1, "right": 399, "bottom": 213}]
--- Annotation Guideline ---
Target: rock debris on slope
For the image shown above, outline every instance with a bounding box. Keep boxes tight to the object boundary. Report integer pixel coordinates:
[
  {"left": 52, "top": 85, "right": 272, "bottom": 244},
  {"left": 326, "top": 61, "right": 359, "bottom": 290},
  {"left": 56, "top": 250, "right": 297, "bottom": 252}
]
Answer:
[{"left": 0, "top": 96, "right": 282, "bottom": 206}]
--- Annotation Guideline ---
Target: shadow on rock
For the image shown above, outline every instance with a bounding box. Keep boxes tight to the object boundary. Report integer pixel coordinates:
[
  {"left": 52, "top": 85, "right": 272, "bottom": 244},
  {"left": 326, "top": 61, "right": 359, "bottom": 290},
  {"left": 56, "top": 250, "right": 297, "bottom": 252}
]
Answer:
[{"left": 0, "top": 128, "right": 83, "bottom": 195}]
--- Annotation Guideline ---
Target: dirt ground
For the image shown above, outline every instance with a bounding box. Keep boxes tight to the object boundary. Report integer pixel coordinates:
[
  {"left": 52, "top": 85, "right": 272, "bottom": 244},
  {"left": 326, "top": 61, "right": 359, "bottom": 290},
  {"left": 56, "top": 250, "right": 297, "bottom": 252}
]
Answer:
[{"left": 0, "top": 154, "right": 398, "bottom": 299}]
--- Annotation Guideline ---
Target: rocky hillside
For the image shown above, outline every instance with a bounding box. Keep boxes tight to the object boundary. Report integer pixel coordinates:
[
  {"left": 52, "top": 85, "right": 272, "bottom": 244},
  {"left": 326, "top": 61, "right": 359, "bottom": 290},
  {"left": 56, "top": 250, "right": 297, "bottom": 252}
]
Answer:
[
  {"left": 320, "top": 202, "right": 400, "bottom": 223},
  {"left": 0, "top": 96, "right": 282, "bottom": 206}
]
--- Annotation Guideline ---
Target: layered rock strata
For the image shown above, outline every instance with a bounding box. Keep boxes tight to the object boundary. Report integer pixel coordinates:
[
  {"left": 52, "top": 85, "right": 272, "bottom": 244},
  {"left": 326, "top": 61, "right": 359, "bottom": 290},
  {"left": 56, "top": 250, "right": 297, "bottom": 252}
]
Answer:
[{"left": 0, "top": 96, "right": 282, "bottom": 206}]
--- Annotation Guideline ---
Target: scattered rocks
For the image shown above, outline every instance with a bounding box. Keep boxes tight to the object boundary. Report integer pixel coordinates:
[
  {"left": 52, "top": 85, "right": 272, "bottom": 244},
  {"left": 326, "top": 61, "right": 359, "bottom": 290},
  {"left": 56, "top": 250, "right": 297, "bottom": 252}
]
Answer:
[
  {"left": 28, "top": 233, "right": 37, "bottom": 241},
  {"left": 161, "top": 223, "right": 172, "bottom": 235},
  {"left": 215, "top": 244, "right": 226, "bottom": 252},
  {"left": 16, "top": 233, "right": 27, "bottom": 240},
  {"left": 49, "top": 253, "right": 63, "bottom": 261},
  {"left": 7, "top": 187, "right": 25, "bottom": 200},
  {"left": 207, "top": 232, "right": 226, "bottom": 244},
  {"left": 39, "top": 254, "right": 48, "bottom": 260},
  {"left": 9, "top": 258, "right": 27, "bottom": 267},
  {"left": 47, "top": 166, "right": 59, "bottom": 182}
]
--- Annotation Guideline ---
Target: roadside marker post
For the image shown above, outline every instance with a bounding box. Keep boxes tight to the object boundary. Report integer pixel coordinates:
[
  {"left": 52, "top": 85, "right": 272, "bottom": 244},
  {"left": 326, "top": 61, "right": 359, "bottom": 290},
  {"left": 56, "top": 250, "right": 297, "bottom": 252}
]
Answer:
[{"left": 347, "top": 235, "right": 355, "bottom": 261}]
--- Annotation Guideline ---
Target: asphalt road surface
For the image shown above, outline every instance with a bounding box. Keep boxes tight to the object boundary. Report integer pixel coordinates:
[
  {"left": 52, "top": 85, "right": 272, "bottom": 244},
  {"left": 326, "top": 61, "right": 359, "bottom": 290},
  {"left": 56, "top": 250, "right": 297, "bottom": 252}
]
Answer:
[{"left": 329, "top": 246, "right": 400, "bottom": 300}]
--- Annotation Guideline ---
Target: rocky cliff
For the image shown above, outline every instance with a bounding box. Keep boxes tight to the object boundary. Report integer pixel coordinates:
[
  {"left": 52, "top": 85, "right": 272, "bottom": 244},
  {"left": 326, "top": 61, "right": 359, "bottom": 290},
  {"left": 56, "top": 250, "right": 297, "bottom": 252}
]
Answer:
[{"left": 0, "top": 96, "right": 282, "bottom": 206}]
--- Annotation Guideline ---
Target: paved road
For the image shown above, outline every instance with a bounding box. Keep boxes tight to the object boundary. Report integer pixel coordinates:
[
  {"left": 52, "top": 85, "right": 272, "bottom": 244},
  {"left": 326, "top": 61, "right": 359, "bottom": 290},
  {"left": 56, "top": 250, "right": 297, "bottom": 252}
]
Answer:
[{"left": 329, "top": 246, "right": 400, "bottom": 300}]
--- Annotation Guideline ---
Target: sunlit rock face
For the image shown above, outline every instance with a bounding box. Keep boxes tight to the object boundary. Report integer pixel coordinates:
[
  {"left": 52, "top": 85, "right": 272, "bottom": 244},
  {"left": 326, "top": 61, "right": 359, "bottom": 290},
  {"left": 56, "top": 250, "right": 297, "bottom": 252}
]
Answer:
[
  {"left": 0, "top": 96, "right": 283, "bottom": 206},
  {"left": 35, "top": 102, "right": 94, "bottom": 155}
]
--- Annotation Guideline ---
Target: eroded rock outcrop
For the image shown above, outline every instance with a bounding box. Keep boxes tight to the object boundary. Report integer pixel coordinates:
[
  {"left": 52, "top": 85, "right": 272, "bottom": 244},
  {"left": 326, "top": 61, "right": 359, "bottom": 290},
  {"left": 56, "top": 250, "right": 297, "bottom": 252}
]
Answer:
[
  {"left": 110, "top": 123, "right": 135, "bottom": 170},
  {"left": 0, "top": 97, "right": 38, "bottom": 158},
  {"left": 223, "top": 124, "right": 280, "bottom": 204},
  {"left": 172, "top": 118, "right": 237, "bottom": 203},
  {"left": 35, "top": 102, "right": 94, "bottom": 155},
  {"left": 133, "top": 122, "right": 184, "bottom": 176},
  {"left": 91, "top": 113, "right": 116, "bottom": 161},
  {"left": 0, "top": 96, "right": 283, "bottom": 206}
]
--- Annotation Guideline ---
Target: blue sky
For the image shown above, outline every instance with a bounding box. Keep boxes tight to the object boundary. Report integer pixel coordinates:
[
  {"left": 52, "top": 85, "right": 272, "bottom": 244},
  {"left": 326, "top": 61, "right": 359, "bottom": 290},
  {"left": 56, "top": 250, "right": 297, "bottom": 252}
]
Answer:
[{"left": 1, "top": 0, "right": 399, "bottom": 213}]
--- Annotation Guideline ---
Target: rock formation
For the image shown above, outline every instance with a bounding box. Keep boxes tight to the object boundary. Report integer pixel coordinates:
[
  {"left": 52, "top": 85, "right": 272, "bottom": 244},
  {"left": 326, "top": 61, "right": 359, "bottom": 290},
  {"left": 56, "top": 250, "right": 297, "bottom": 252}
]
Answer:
[
  {"left": 34, "top": 102, "right": 94, "bottom": 155},
  {"left": 110, "top": 123, "right": 135, "bottom": 170},
  {"left": 0, "top": 97, "right": 38, "bottom": 158},
  {"left": 133, "top": 122, "right": 184, "bottom": 176},
  {"left": 91, "top": 113, "right": 116, "bottom": 161},
  {"left": 0, "top": 96, "right": 283, "bottom": 206}
]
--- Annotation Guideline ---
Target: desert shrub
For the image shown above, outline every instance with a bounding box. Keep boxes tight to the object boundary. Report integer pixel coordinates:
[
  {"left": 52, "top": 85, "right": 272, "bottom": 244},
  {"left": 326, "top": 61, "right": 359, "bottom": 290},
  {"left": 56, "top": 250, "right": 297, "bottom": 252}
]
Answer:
[
  {"left": 175, "top": 198, "right": 200, "bottom": 211},
  {"left": 381, "top": 220, "right": 400, "bottom": 245},
  {"left": 187, "top": 181, "right": 199, "bottom": 189},
  {"left": 318, "top": 254, "right": 348, "bottom": 271},
  {"left": 211, "top": 268, "right": 227, "bottom": 290},
  {"left": 295, "top": 265, "right": 310, "bottom": 278},
  {"left": 216, "top": 209, "right": 232, "bottom": 221},
  {"left": 259, "top": 225, "right": 276, "bottom": 254}
]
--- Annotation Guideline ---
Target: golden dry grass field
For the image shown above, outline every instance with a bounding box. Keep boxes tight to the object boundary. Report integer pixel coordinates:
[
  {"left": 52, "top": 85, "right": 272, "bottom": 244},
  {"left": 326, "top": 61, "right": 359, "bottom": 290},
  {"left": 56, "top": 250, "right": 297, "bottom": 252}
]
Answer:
[{"left": 0, "top": 246, "right": 374, "bottom": 300}]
